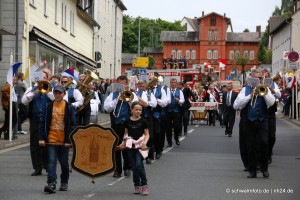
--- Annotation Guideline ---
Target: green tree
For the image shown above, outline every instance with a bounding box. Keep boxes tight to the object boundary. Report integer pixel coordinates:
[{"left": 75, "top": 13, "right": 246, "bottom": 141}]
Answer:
[
  {"left": 264, "top": 48, "right": 272, "bottom": 64},
  {"left": 243, "top": 28, "right": 250, "bottom": 32},
  {"left": 148, "top": 56, "right": 155, "bottom": 70},
  {"left": 236, "top": 55, "right": 248, "bottom": 86},
  {"left": 122, "top": 15, "right": 184, "bottom": 53}
]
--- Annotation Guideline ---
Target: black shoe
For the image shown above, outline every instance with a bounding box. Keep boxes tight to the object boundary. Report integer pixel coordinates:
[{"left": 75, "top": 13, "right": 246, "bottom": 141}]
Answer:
[
  {"left": 145, "top": 158, "right": 152, "bottom": 164},
  {"left": 155, "top": 153, "right": 162, "bottom": 160},
  {"left": 228, "top": 133, "right": 232, "bottom": 137},
  {"left": 112, "top": 172, "right": 121, "bottom": 178},
  {"left": 268, "top": 157, "right": 272, "bottom": 164},
  {"left": 243, "top": 167, "right": 249, "bottom": 172},
  {"left": 44, "top": 182, "right": 56, "bottom": 194},
  {"left": 184, "top": 132, "right": 187, "bottom": 136},
  {"left": 124, "top": 170, "right": 131, "bottom": 177},
  {"left": 166, "top": 144, "right": 172, "bottom": 148},
  {"left": 31, "top": 170, "right": 42, "bottom": 176},
  {"left": 225, "top": 131, "right": 228, "bottom": 135},
  {"left": 262, "top": 171, "right": 269, "bottom": 178},
  {"left": 59, "top": 182, "right": 68, "bottom": 191},
  {"left": 175, "top": 140, "right": 180, "bottom": 145},
  {"left": 247, "top": 172, "right": 257, "bottom": 178}
]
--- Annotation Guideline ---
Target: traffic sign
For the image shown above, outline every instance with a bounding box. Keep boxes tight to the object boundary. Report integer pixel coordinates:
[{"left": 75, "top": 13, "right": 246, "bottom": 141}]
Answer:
[
  {"left": 140, "top": 69, "right": 147, "bottom": 75},
  {"left": 226, "top": 75, "right": 231, "bottom": 80},
  {"left": 288, "top": 51, "right": 299, "bottom": 62}
]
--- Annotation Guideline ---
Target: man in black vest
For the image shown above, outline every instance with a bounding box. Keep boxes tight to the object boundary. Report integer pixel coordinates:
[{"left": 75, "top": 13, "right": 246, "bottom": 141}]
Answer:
[{"left": 234, "top": 70, "right": 275, "bottom": 178}]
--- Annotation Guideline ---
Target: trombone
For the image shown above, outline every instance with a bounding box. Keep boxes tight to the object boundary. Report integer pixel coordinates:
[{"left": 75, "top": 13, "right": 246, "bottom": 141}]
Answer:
[{"left": 112, "top": 89, "right": 134, "bottom": 118}]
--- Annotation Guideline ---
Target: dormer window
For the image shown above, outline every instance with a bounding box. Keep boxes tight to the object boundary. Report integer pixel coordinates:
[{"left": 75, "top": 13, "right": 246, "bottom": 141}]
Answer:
[{"left": 210, "top": 15, "right": 216, "bottom": 26}]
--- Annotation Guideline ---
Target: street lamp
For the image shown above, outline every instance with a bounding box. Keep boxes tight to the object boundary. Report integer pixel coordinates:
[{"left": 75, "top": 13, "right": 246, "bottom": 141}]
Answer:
[{"left": 138, "top": 18, "right": 141, "bottom": 57}]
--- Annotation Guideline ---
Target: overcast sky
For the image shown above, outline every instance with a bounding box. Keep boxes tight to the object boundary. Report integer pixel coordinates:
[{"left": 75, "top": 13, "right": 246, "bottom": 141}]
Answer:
[{"left": 122, "top": 0, "right": 282, "bottom": 32}]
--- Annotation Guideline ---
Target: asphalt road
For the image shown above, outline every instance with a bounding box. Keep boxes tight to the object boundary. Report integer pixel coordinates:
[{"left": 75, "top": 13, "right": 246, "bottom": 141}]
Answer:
[{"left": 0, "top": 116, "right": 299, "bottom": 200}]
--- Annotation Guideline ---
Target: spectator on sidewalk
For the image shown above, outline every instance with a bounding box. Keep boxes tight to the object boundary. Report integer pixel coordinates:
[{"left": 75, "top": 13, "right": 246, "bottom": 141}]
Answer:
[{"left": 15, "top": 72, "right": 28, "bottom": 135}]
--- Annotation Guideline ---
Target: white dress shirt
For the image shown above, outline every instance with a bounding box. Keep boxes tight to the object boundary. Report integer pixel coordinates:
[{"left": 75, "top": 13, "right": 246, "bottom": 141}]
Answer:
[
  {"left": 153, "top": 87, "right": 168, "bottom": 107},
  {"left": 104, "top": 91, "right": 138, "bottom": 113},
  {"left": 140, "top": 90, "right": 157, "bottom": 108},
  {"left": 169, "top": 87, "right": 184, "bottom": 104},
  {"left": 63, "top": 89, "right": 84, "bottom": 108},
  {"left": 21, "top": 86, "right": 54, "bottom": 105}
]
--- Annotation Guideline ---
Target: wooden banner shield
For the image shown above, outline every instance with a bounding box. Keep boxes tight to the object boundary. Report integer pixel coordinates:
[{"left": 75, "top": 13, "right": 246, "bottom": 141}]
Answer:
[{"left": 70, "top": 124, "right": 119, "bottom": 179}]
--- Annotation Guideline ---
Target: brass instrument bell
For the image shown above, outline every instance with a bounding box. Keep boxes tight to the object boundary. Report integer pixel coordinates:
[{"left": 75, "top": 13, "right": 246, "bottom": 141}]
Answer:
[
  {"left": 38, "top": 81, "right": 51, "bottom": 94},
  {"left": 121, "top": 90, "right": 134, "bottom": 102}
]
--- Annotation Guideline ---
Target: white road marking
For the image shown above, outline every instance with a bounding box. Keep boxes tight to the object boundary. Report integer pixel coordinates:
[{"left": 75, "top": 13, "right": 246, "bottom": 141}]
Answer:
[
  {"left": 83, "top": 193, "right": 95, "bottom": 198},
  {"left": 107, "top": 177, "right": 125, "bottom": 186},
  {"left": 188, "top": 129, "right": 194, "bottom": 134},
  {"left": 195, "top": 125, "right": 199, "bottom": 127},
  {"left": 0, "top": 143, "right": 29, "bottom": 154}
]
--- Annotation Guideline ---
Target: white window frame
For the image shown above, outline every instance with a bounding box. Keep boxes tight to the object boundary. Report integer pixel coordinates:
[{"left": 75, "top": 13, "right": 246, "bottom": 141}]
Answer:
[
  {"left": 243, "top": 50, "right": 249, "bottom": 58},
  {"left": 191, "top": 50, "right": 196, "bottom": 60},
  {"left": 171, "top": 50, "right": 176, "bottom": 58},
  {"left": 62, "top": 3, "right": 67, "bottom": 29},
  {"left": 70, "top": 10, "right": 75, "bottom": 35},
  {"left": 207, "top": 50, "right": 212, "bottom": 59},
  {"left": 235, "top": 50, "right": 240, "bottom": 59},
  {"left": 177, "top": 50, "right": 182, "bottom": 59},
  {"left": 213, "top": 50, "right": 218, "bottom": 59},
  {"left": 208, "top": 30, "right": 212, "bottom": 41},
  {"left": 214, "top": 30, "right": 218, "bottom": 41},
  {"left": 186, "top": 50, "right": 190, "bottom": 59},
  {"left": 250, "top": 50, "right": 254, "bottom": 60},
  {"left": 230, "top": 50, "right": 234, "bottom": 60}
]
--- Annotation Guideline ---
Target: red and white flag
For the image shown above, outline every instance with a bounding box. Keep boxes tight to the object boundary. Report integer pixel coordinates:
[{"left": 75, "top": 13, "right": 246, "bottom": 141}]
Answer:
[
  {"left": 219, "top": 58, "right": 226, "bottom": 70},
  {"left": 287, "top": 75, "right": 296, "bottom": 89}
]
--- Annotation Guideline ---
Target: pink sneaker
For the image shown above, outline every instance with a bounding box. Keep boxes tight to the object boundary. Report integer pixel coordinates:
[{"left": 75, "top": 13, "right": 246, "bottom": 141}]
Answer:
[
  {"left": 140, "top": 185, "right": 149, "bottom": 196},
  {"left": 134, "top": 186, "right": 141, "bottom": 194}
]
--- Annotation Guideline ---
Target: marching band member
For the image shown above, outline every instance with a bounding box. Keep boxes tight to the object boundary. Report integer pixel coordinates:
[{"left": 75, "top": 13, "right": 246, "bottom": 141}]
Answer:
[
  {"left": 104, "top": 75, "right": 138, "bottom": 178},
  {"left": 60, "top": 76, "right": 83, "bottom": 117},
  {"left": 166, "top": 78, "right": 184, "bottom": 147},
  {"left": 160, "top": 84, "right": 171, "bottom": 149},
  {"left": 76, "top": 74, "right": 93, "bottom": 126},
  {"left": 265, "top": 73, "right": 281, "bottom": 164},
  {"left": 22, "top": 68, "right": 54, "bottom": 176},
  {"left": 136, "top": 80, "right": 157, "bottom": 164},
  {"left": 233, "top": 70, "right": 275, "bottom": 178}
]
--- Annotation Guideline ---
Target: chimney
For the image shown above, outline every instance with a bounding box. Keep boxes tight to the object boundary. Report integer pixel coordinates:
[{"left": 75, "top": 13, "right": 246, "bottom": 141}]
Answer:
[
  {"left": 224, "top": 13, "right": 226, "bottom": 18},
  {"left": 256, "top": 25, "right": 261, "bottom": 38},
  {"left": 202, "top": 11, "right": 204, "bottom": 17}
]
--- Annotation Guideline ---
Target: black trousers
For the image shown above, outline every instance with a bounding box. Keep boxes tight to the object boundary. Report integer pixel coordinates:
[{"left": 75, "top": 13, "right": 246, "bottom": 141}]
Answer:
[
  {"left": 30, "top": 118, "right": 47, "bottom": 171},
  {"left": 223, "top": 106, "right": 236, "bottom": 134},
  {"left": 208, "top": 110, "right": 216, "bottom": 125},
  {"left": 267, "top": 114, "right": 276, "bottom": 158},
  {"left": 152, "top": 117, "right": 162, "bottom": 154},
  {"left": 160, "top": 113, "right": 168, "bottom": 148},
  {"left": 145, "top": 117, "right": 154, "bottom": 159},
  {"left": 111, "top": 123, "right": 130, "bottom": 174},
  {"left": 181, "top": 108, "right": 190, "bottom": 134},
  {"left": 245, "top": 119, "right": 268, "bottom": 173},
  {"left": 166, "top": 111, "right": 181, "bottom": 145},
  {"left": 239, "top": 117, "right": 249, "bottom": 168}
]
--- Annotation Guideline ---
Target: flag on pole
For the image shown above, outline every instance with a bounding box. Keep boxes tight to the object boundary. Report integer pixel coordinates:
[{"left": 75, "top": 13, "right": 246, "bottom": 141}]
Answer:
[
  {"left": 219, "top": 58, "right": 226, "bottom": 70},
  {"left": 287, "top": 75, "right": 296, "bottom": 89},
  {"left": 24, "top": 58, "right": 39, "bottom": 81},
  {"left": 7, "top": 62, "right": 22, "bottom": 86}
]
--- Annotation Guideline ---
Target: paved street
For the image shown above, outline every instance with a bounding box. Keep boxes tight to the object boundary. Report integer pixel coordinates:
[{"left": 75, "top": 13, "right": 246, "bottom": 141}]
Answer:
[{"left": 0, "top": 113, "right": 300, "bottom": 200}]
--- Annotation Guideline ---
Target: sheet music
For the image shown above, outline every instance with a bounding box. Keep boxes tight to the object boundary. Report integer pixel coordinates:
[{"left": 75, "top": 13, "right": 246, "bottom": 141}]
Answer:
[
  {"left": 111, "top": 83, "right": 125, "bottom": 92},
  {"left": 246, "top": 77, "right": 260, "bottom": 87},
  {"left": 264, "top": 78, "right": 273, "bottom": 86}
]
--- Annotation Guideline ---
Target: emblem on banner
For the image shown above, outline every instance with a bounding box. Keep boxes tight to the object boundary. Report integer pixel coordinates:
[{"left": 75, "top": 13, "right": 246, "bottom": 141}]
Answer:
[{"left": 70, "top": 124, "right": 119, "bottom": 182}]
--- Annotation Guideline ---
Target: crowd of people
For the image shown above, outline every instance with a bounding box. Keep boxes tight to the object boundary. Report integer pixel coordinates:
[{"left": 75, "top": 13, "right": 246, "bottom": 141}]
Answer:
[{"left": 0, "top": 66, "right": 292, "bottom": 195}]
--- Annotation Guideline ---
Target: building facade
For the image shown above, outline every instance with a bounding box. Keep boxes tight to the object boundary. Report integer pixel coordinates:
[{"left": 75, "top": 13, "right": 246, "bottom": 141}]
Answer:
[
  {"left": 94, "top": 0, "right": 126, "bottom": 79},
  {"left": 161, "top": 12, "right": 261, "bottom": 82}
]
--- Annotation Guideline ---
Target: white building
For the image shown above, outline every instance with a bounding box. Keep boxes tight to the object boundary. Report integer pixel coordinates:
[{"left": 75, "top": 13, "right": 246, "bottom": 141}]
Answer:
[
  {"left": 94, "top": 0, "right": 126, "bottom": 79},
  {"left": 269, "top": 1, "right": 300, "bottom": 74}
]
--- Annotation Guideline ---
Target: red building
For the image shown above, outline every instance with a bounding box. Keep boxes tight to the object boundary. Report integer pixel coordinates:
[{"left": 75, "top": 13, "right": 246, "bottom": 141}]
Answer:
[{"left": 160, "top": 12, "right": 262, "bottom": 81}]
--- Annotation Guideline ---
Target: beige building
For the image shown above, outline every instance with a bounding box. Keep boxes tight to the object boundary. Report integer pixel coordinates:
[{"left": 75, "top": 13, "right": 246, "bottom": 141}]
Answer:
[{"left": 94, "top": 0, "right": 126, "bottom": 79}]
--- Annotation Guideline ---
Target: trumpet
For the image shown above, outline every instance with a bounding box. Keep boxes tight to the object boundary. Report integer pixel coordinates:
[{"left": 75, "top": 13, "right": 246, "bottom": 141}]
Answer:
[
  {"left": 37, "top": 81, "right": 51, "bottom": 94},
  {"left": 250, "top": 85, "right": 268, "bottom": 108}
]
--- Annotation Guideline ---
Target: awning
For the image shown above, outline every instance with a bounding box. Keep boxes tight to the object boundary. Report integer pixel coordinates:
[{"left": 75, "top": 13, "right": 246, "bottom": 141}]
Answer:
[
  {"left": 0, "top": 27, "right": 14, "bottom": 35},
  {"left": 32, "top": 27, "right": 95, "bottom": 68}
]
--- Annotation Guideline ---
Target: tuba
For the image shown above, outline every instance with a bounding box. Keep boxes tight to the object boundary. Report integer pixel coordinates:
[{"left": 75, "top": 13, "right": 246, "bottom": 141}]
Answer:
[
  {"left": 38, "top": 81, "right": 51, "bottom": 94},
  {"left": 78, "top": 70, "right": 99, "bottom": 112},
  {"left": 147, "top": 72, "right": 163, "bottom": 90}
]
